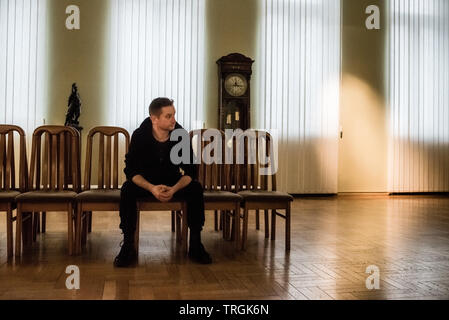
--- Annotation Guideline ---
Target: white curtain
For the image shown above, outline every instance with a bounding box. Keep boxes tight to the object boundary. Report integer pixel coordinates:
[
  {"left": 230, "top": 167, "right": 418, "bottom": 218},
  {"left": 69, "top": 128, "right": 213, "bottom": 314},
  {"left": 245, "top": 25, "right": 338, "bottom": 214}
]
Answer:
[
  {"left": 107, "top": 0, "right": 205, "bottom": 133},
  {"left": 388, "top": 0, "right": 449, "bottom": 192},
  {"left": 0, "top": 0, "right": 47, "bottom": 135},
  {"left": 256, "top": 0, "right": 341, "bottom": 193}
]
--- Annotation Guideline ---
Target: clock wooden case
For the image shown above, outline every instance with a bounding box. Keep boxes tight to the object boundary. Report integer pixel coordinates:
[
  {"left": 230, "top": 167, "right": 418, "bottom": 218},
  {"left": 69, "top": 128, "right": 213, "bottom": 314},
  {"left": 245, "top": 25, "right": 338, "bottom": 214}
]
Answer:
[{"left": 217, "top": 53, "right": 254, "bottom": 130}]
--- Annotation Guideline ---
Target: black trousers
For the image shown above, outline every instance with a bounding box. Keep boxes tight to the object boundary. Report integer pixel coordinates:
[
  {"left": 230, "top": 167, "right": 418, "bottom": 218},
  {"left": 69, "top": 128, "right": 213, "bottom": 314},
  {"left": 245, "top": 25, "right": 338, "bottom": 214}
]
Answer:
[{"left": 119, "top": 179, "right": 205, "bottom": 236}]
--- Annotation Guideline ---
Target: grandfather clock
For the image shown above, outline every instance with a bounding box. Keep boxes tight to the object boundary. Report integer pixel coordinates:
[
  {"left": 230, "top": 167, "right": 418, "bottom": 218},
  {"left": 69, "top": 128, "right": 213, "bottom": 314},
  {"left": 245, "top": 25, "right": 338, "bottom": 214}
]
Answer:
[{"left": 217, "top": 53, "right": 254, "bottom": 130}]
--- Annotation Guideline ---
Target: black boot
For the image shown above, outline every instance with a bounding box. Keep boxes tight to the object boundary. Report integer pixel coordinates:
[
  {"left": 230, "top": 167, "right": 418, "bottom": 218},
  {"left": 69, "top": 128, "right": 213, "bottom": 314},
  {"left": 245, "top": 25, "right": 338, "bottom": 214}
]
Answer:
[
  {"left": 188, "top": 230, "right": 212, "bottom": 264},
  {"left": 113, "top": 233, "right": 137, "bottom": 267}
]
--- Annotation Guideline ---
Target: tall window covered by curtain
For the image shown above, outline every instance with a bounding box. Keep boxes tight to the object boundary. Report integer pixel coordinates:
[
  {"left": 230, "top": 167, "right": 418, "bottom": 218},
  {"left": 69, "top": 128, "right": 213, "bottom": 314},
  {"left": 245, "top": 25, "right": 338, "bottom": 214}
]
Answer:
[
  {"left": 256, "top": 0, "right": 341, "bottom": 193},
  {"left": 107, "top": 0, "right": 205, "bottom": 133},
  {"left": 0, "top": 0, "right": 47, "bottom": 135},
  {"left": 388, "top": 0, "right": 449, "bottom": 192}
]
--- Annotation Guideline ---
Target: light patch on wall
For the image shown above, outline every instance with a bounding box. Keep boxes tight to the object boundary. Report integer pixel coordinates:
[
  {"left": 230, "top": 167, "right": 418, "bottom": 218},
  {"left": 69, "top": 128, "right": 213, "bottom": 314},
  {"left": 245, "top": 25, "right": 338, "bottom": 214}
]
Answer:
[
  {"left": 340, "top": 74, "right": 385, "bottom": 154},
  {"left": 339, "top": 74, "right": 387, "bottom": 193},
  {"left": 341, "top": 74, "right": 384, "bottom": 118}
]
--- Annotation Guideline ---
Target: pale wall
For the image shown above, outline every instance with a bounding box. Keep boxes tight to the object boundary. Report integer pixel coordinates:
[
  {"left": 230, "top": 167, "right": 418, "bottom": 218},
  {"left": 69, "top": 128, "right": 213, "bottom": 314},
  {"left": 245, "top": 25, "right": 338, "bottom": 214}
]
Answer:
[
  {"left": 44, "top": 0, "right": 389, "bottom": 192},
  {"left": 204, "top": 0, "right": 259, "bottom": 128},
  {"left": 46, "top": 0, "right": 109, "bottom": 179},
  {"left": 339, "top": 0, "right": 388, "bottom": 192}
]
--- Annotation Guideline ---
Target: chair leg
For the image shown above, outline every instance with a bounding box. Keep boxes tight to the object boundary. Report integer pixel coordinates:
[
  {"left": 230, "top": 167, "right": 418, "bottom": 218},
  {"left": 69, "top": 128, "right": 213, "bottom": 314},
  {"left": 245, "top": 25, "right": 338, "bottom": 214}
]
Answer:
[
  {"left": 176, "top": 211, "right": 181, "bottom": 242},
  {"left": 214, "top": 210, "right": 218, "bottom": 231},
  {"left": 87, "top": 211, "right": 92, "bottom": 233},
  {"left": 75, "top": 205, "right": 82, "bottom": 255},
  {"left": 6, "top": 205, "right": 13, "bottom": 258},
  {"left": 82, "top": 211, "right": 88, "bottom": 246},
  {"left": 23, "top": 212, "right": 32, "bottom": 246},
  {"left": 181, "top": 202, "right": 188, "bottom": 254},
  {"left": 171, "top": 210, "right": 175, "bottom": 232},
  {"left": 271, "top": 209, "right": 276, "bottom": 241},
  {"left": 15, "top": 203, "right": 22, "bottom": 257},
  {"left": 41, "top": 212, "right": 46, "bottom": 233},
  {"left": 241, "top": 205, "right": 249, "bottom": 250},
  {"left": 219, "top": 210, "right": 223, "bottom": 230},
  {"left": 68, "top": 203, "right": 73, "bottom": 255},
  {"left": 222, "top": 210, "right": 227, "bottom": 239},
  {"left": 176, "top": 210, "right": 182, "bottom": 240},
  {"left": 255, "top": 209, "right": 260, "bottom": 230},
  {"left": 227, "top": 211, "right": 232, "bottom": 239},
  {"left": 21, "top": 213, "right": 28, "bottom": 246},
  {"left": 134, "top": 210, "right": 140, "bottom": 255},
  {"left": 234, "top": 204, "right": 240, "bottom": 250},
  {"left": 285, "top": 203, "right": 291, "bottom": 251},
  {"left": 230, "top": 211, "right": 235, "bottom": 241},
  {"left": 35, "top": 212, "right": 41, "bottom": 234},
  {"left": 32, "top": 212, "right": 38, "bottom": 242},
  {"left": 264, "top": 209, "right": 269, "bottom": 238}
]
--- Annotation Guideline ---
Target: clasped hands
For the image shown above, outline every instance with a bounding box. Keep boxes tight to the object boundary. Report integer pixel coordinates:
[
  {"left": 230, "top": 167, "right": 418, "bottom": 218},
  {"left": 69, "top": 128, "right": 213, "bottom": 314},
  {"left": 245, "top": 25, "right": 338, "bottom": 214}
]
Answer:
[{"left": 149, "top": 184, "right": 176, "bottom": 202}]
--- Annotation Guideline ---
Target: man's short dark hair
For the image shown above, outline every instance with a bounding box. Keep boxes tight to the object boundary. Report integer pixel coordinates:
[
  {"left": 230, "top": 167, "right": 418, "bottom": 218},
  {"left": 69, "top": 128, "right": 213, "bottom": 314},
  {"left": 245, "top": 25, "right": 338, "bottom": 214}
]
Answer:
[{"left": 149, "top": 97, "right": 174, "bottom": 117}]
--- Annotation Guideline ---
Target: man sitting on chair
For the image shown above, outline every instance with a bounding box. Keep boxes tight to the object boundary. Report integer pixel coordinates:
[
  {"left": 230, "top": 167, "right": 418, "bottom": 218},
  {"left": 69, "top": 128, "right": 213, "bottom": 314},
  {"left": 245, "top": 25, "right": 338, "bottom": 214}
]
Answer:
[{"left": 114, "top": 97, "right": 212, "bottom": 267}]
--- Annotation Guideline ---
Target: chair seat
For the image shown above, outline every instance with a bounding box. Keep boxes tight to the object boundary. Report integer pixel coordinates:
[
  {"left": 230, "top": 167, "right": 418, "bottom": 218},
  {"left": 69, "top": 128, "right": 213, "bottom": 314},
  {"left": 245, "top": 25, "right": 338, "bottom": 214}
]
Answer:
[
  {"left": 238, "top": 190, "right": 294, "bottom": 202},
  {"left": 137, "top": 195, "right": 184, "bottom": 211},
  {"left": 137, "top": 195, "right": 182, "bottom": 203},
  {"left": 204, "top": 190, "right": 243, "bottom": 202},
  {"left": 0, "top": 190, "right": 20, "bottom": 202},
  {"left": 15, "top": 190, "right": 77, "bottom": 202},
  {"left": 76, "top": 189, "right": 121, "bottom": 202}
]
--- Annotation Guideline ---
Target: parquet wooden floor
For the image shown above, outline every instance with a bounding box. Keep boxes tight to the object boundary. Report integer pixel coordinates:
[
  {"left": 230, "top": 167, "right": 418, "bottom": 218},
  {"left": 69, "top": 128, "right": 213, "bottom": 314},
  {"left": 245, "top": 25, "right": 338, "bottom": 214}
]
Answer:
[{"left": 1, "top": 195, "right": 449, "bottom": 300}]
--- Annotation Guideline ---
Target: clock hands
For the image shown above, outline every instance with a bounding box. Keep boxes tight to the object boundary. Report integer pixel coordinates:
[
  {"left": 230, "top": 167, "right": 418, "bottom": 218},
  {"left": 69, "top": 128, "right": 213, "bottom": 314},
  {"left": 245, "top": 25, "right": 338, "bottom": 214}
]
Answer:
[{"left": 233, "top": 79, "right": 243, "bottom": 88}]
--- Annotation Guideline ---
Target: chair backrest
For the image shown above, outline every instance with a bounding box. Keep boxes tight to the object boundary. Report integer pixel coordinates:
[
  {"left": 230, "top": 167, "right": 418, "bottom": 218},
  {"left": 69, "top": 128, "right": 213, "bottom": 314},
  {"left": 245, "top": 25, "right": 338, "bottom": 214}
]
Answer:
[
  {"left": 190, "top": 129, "right": 230, "bottom": 191},
  {"left": 29, "top": 125, "right": 81, "bottom": 192},
  {"left": 232, "top": 129, "right": 277, "bottom": 192},
  {"left": 0, "top": 125, "right": 28, "bottom": 192},
  {"left": 83, "top": 126, "right": 130, "bottom": 190}
]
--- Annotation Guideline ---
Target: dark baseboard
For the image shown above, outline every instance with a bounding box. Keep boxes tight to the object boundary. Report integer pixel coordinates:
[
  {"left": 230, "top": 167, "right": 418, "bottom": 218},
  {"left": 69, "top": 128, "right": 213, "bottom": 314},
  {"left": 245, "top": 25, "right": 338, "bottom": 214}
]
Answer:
[
  {"left": 389, "top": 192, "right": 449, "bottom": 196},
  {"left": 289, "top": 192, "right": 449, "bottom": 198},
  {"left": 290, "top": 193, "right": 337, "bottom": 198}
]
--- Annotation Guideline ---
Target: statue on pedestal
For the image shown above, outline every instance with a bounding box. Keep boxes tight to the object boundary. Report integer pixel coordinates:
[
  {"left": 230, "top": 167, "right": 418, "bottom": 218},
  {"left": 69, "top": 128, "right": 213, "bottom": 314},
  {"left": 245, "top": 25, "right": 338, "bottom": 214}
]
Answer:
[{"left": 65, "top": 83, "right": 83, "bottom": 131}]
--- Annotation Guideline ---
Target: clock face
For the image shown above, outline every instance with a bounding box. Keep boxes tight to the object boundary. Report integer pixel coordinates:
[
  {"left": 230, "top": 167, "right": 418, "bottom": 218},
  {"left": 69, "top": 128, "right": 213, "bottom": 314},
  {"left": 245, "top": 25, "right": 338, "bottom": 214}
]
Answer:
[{"left": 224, "top": 73, "right": 248, "bottom": 97}]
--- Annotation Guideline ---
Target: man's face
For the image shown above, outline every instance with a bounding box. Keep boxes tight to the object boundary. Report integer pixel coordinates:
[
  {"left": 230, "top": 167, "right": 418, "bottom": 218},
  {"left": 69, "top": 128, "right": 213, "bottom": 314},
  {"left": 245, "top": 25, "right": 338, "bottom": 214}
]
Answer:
[{"left": 152, "top": 105, "right": 176, "bottom": 131}]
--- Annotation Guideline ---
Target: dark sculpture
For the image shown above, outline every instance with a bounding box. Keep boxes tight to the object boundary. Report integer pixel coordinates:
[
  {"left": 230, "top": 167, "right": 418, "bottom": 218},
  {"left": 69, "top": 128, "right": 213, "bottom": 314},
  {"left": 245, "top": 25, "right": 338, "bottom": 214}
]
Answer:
[{"left": 65, "top": 83, "right": 83, "bottom": 130}]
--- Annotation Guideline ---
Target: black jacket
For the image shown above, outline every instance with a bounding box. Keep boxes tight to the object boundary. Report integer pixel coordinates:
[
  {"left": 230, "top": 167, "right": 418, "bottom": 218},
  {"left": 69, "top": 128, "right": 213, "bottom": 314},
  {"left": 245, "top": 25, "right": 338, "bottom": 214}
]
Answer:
[{"left": 124, "top": 117, "right": 197, "bottom": 185}]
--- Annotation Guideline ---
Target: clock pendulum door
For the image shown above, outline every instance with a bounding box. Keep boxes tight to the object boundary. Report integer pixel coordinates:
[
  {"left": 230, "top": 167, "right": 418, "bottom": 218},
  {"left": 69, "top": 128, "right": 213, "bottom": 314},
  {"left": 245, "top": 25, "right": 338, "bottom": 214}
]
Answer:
[{"left": 223, "top": 100, "right": 245, "bottom": 130}]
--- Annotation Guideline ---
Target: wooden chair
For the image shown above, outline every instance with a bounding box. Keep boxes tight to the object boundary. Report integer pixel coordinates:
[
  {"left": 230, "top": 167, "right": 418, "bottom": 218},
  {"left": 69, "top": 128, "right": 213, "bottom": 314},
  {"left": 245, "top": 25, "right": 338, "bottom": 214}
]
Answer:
[
  {"left": 15, "top": 125, "right": 81, "bottom": 256},
  {"left": 190, "top": 129, "right": 243, "bottom": 249},
  {"left": 0, "top": 125, "right": 28, "bottom": 257},
  {"left": 74, "top": 126, "right": 130, "bottom": 255},
  {"left": 234, "top": 130, "right": 293, "bottom": 251}
]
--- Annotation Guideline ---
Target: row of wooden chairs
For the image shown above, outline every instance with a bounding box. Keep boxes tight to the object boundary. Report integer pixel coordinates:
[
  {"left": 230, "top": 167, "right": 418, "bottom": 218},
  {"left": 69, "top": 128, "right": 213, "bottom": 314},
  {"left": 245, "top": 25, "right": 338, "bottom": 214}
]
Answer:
[{"left": 0, "top": 124, "right": 292, "bottom": 259}]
